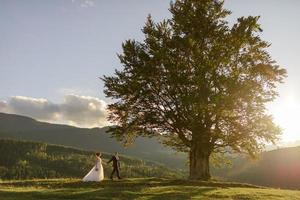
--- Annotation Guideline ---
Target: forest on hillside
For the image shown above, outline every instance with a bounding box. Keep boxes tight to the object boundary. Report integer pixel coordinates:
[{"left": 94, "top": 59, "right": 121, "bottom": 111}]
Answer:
[
  {"left": 0, "top": 112, "right": 187, "bottom": 169},
  {"left": 0, "top": 139, "right": 184, "bottom": 180}
]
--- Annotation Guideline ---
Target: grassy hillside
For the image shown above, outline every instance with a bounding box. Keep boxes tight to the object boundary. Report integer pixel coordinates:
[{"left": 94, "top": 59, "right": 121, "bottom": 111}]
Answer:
[
  {"left": 0, "top": 112, "right": 187, "bottom": 169},
  {"left": 213, "top": 146, "right": 300, "bottom": 189},
  {"left": 0, "top": 139, "right": 183, "bottom": 180},
  {"left": 3, "top": 113, "right": 300, "bottom": 189},
  {"left": 1, "top": 178, "right": 300, "bottom": 200}
]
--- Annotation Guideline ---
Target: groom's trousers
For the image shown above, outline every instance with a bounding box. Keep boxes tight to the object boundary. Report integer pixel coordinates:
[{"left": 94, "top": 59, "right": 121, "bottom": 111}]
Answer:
[{"left": 110, "top": 167, "right": 121, "bottom": 179}]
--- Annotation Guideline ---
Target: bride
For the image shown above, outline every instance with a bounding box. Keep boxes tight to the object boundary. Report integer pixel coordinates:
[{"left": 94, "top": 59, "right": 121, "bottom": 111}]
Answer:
[{"left": 82, "top": 152, "right": 104, "bottom": 182}]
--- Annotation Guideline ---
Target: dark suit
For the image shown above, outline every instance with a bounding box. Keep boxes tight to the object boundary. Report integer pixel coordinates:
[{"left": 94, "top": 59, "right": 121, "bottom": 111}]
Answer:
[{"left": 108, "top": 155, "right": 121, "bottom": 179}]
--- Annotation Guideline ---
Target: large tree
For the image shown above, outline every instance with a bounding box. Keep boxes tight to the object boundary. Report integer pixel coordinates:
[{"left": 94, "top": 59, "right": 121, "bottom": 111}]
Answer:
[{"left": 102, "top": 0, "right": 287, "bottom": 180}]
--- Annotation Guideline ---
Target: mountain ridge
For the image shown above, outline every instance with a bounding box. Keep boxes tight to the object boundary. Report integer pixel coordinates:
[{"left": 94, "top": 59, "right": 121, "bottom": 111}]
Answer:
[
  {"left": 2, "top": 112, "right": 300, "bottom": 189},
  {"left": 0, "top": 112, "right": 187, "bottom": 169}
]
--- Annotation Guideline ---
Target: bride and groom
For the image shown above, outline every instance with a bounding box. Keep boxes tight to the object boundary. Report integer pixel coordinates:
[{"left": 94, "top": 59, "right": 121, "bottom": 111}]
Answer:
[{"left": 82, "top": 152, "right": 122, "bottom": 182}]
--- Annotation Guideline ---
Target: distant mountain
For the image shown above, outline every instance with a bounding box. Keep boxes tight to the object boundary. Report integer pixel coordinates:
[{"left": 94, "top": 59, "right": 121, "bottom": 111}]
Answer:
[
  {"left": 213, "top": 146, "right": 300, "bottom": 189},
  {"left": 0, "top": 139, "right": 182, "bottom": 179},
  {"left": 0, "top": 112, "right": 187, "bottom": 169},
  {"left": 5, "top": 113, "right": 300, "bottom": 189},
  {"left": 265, "top": 140, "right": 300, "bottom": 151}
]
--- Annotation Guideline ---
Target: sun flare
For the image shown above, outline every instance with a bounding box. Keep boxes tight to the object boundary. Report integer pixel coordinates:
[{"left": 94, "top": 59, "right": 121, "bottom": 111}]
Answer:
[{"left": 268, "top": 95, "right": 300, "bottom": 142}]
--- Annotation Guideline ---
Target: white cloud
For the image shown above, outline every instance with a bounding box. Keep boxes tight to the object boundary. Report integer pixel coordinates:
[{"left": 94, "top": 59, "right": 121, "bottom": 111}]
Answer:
[
  {"left": 8, "top": 96, "right": 60, "bottom": 120},
  {"left": 0, "top": 95, "right": 109, "bottom": 128},
  {"left": 60, "top": 95, "right": 108, "bottom": 127},
  {"left": 71, "top": 0, "right": 95, "bottom": 8},
  {"left": 80, "top": 0, "right": 95, "bottom": 8}
]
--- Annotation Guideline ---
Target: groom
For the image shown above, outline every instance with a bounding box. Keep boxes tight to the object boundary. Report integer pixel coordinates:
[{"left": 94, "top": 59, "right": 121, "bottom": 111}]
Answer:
[{"left": 107, "top": 152, "right": 122, "bottom": 180}]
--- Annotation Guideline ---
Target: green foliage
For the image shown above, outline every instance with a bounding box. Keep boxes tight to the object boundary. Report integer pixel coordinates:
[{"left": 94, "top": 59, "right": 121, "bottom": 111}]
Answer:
[
  {"left": 0, "top": 139, "right": 183, "bottom": 180},
  {"left": 102, "top": 0, "right": 287, "bottom": 179},
  {"left": 0, "top": 112, "right": 187, "bottom": 169},
  {"left": 1, "top": 178, "right": 300, "bottom": 200}
]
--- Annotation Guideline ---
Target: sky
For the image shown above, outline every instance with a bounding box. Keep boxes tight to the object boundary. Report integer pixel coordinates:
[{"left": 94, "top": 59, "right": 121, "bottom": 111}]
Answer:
[{"left": 0, "top": 0, "right": 300, "bottom": 142}]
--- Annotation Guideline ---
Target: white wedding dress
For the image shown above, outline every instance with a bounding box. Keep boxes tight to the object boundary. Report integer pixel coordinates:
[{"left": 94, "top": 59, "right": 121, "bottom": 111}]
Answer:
[{"left": 82, "top": 156, "right": 104, "bottom": 182}]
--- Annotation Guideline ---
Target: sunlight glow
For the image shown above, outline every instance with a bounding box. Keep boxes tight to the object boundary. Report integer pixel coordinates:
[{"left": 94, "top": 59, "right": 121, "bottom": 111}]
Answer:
[{"left": 268, "top": 94, "right": 300, "bottom": 142}]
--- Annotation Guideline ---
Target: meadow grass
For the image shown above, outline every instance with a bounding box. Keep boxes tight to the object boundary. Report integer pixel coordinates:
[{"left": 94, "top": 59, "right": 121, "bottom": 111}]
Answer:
[{"left": 1, "top": 178, "right": 300, "bottom": 200}]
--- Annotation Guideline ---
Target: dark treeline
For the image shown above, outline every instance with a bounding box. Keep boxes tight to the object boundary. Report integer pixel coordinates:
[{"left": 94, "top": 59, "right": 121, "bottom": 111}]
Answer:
[{"left": 0, "top": 139, "right": 183, "bottom": 180}]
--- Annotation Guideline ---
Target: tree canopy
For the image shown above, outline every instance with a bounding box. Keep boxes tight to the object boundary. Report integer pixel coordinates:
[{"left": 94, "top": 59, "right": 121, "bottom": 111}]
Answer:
[{"left": 102, "top": 0, "right": 287, "bottom": 180}]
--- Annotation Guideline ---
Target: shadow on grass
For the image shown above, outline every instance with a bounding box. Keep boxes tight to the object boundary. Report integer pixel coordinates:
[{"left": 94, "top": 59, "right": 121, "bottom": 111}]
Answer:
[
  {"left": 0, "top": 177, "right": 263, "bottom": 189},
  {"left": 0, "top": 186, "right": 215, "bottom": 200},
  {"left": 0, "top": 178, "right": 266, "bottom": 200}
]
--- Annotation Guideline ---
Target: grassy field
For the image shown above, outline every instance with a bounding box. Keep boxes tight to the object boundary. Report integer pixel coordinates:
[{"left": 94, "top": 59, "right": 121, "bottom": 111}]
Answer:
[{"left": 1, "top": 178, "right": 300, "bottom": 200}]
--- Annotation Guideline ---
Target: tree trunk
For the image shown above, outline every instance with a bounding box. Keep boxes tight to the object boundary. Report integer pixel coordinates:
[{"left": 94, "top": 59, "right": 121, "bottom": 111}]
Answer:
[{"left": 189, "top": 143, "right": 211, "bottom": 180}]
